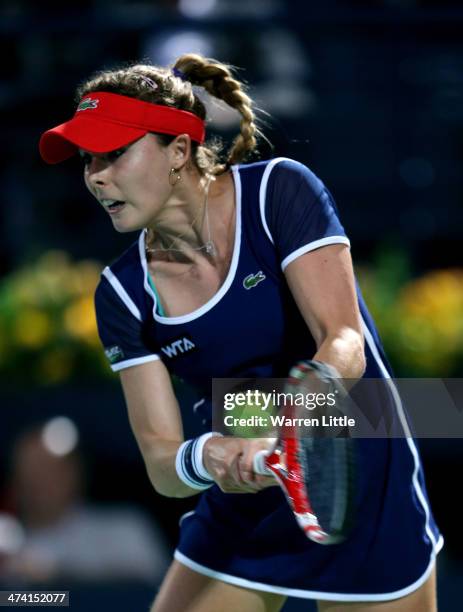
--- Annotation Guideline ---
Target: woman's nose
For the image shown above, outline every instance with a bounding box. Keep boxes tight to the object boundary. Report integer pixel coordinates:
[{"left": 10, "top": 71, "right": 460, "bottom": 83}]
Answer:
[{"left": 87, "top": 157, "right": 109, "bottom": 186}]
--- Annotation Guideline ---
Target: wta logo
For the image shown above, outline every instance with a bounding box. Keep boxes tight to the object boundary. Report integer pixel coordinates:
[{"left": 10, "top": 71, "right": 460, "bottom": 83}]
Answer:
[
  {"left": 77, "top": 97, "right": 99, "bottom": 112},
  {"left": 161, "top": 335, "right": 196, "bottom": 359}
]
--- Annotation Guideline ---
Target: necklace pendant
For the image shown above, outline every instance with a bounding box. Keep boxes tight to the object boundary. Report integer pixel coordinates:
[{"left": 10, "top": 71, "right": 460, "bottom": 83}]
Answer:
[{"left": 205, "top": 240, "right": 216, "bottom": 256}]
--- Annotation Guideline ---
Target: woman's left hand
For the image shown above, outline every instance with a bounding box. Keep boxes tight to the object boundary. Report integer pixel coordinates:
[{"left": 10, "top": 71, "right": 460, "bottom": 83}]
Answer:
[{"left": 203, "top": 436, "right": 278, "bottom": 493}]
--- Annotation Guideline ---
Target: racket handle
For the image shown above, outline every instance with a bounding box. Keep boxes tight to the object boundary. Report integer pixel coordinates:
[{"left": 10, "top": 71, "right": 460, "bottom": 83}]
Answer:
[{"left": 253, "top": 450, "right": 271, "bottom": 475}]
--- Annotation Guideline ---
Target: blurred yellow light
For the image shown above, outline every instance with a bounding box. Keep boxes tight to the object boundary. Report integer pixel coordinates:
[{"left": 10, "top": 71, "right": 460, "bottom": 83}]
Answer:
[
  {"left": 63, "top": 295, "right": 99, "bottom": 345},
  {"left": 13, "top": 309, "right": 52, "bottom": 348}
]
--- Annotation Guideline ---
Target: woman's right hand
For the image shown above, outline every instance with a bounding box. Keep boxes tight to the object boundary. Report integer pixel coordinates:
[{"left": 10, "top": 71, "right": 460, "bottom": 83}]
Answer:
[{"left": 203, "top": 436, "right": 278, "bottom": 493}]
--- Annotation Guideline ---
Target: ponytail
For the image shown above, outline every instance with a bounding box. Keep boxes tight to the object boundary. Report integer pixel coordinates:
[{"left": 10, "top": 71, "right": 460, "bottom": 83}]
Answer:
[{"left": 173, "top": 54, "right": 259, "bottom": 171}]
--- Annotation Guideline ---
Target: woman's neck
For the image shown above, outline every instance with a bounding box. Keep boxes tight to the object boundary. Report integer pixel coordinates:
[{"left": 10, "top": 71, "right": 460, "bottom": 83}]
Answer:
[{"left": 146, "top": 171, "right": 234, "bottom": 264}]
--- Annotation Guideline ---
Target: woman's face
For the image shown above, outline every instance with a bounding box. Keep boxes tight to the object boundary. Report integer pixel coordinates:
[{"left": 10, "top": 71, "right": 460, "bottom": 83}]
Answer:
[{"left": 82, "top": 133, "right": 173, "bottom": 233}]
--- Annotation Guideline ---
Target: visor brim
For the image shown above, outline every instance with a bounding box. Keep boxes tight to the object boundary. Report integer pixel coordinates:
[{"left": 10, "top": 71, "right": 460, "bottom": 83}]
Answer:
[{"left": 39, "top": 115, "right": 146, "bottom": 164}]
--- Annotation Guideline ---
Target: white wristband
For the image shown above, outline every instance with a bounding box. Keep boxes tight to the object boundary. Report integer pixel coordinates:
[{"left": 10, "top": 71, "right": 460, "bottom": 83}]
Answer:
[{"left": 175, "top": 432, "right": 223, "bottom": 491}]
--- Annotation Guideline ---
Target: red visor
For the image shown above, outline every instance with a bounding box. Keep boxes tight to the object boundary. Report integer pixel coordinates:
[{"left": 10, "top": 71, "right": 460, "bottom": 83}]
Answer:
[{"left": 39, "top": 91, "right": 206, "bottom": 164}]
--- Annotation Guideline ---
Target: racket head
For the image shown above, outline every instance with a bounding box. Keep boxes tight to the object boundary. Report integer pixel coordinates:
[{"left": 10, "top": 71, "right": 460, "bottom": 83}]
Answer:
[
  {"left": 260, "top": 360, "right": 357, "bottom": 545},
  {"left": 295, "top": 434, "right": 356, "bottom": 544}
]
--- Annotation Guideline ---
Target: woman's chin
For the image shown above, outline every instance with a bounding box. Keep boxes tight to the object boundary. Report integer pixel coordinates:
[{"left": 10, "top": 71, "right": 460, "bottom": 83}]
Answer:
[
  {"left": 112, "top": 219, "right": 143, "bottom": 234},
  {"left": 110, "top": 215, "right": 143, "bottom": 234}
]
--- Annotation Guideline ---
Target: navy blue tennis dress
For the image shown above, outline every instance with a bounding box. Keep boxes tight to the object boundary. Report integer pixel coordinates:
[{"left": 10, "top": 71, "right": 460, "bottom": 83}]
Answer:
[{"left": 95, "top": 158, "right": 443, "bottom": 603}]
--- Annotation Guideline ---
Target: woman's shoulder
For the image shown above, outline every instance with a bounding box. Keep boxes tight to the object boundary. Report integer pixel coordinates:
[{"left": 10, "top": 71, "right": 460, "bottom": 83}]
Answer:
[
  {"left": 95, "top": 232, "right": 149, "bottom": 318},
  {"left": 236, "top": 157, "right": 322, "bottom": 188},
  {"left": 235, "top": 156, "right": 303, "bottom": 171}
]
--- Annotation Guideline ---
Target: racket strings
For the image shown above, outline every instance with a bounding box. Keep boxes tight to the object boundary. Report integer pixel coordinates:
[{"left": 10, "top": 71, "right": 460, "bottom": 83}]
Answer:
[{"left": 284, "top": 362, "right": 356, "bottom": 543}]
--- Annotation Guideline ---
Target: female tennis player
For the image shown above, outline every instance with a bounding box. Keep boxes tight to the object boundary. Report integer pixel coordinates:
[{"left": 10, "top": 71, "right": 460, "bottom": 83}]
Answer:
[{"left": 39, "top": 54, "right": 442, "bottom": 611}]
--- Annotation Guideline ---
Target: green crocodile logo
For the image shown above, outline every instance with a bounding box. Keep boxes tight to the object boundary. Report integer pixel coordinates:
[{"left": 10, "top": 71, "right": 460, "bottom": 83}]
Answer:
[
  {"left": 243, "top": 271, "right": 266, "bottom": 290},
  {"left": 77, "top": 97, "right": 99, "bottom": 112}
]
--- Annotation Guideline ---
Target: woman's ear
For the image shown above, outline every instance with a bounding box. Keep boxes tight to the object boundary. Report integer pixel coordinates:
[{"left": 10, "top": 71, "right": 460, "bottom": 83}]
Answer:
[{"left": 169, "top": 134, "right": 191, "bottom": 169}]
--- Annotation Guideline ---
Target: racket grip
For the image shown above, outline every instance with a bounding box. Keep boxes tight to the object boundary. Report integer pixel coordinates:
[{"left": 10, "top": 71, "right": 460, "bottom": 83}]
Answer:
[{"left": 253, "top": 450, "right": 271, "bottom": 475}]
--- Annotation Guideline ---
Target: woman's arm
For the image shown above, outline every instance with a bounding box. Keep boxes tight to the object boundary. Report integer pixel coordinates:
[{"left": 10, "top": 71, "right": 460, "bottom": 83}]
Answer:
[
  {"left": 284, "top": 243, "right": 366, "bottom": 379},
  {"left": 121, "top": 359, "right": 277, "bottom": 496},
  {"left": 120, "top": 359, "right": 195, "bottom": 498}
]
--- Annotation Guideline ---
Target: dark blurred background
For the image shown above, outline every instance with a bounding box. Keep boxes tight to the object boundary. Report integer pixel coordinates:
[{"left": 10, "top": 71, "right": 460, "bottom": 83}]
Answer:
[{"left": 0, "top": 0, "right": 462, "bottom": 610}]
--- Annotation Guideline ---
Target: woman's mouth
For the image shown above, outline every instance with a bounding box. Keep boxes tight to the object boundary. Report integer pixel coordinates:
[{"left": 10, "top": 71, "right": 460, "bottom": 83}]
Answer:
[{"left": 101, "top": 199, "right": 126, "bottom": 214}]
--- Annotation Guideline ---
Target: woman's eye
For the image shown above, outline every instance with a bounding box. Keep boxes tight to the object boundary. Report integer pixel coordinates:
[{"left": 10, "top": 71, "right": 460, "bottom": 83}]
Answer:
[
  {"left": 105, "top": 148, "right": 126, "bottom": 162},
  {"left": 79, "top": 152, "right": 92, "bottom": 166}
]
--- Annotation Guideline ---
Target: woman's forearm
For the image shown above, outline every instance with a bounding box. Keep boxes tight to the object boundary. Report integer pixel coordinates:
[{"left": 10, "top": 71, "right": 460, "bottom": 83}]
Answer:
[{"left": 140, "top": 437, "right": 200, "bottom": 498}]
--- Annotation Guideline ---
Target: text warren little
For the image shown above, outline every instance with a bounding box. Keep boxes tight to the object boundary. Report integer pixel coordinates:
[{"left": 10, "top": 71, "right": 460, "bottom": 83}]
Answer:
[{"left": 224, "top": 414, "right": 355, "bottom": 428}]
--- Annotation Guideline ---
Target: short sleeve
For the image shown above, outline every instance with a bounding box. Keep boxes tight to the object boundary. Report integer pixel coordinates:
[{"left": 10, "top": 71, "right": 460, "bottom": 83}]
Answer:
[
  {"left": 94, "top": 275, "right": 160, "bottom": 372},
  {"left": 264, "top": 159, "right": 350, "bottom": 271}
]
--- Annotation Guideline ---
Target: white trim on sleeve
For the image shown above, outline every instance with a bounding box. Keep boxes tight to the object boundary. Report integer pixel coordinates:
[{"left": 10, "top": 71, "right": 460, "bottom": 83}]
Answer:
[
  {"left": 259, "top": 157, "right": 291, "bottom": 245},
  {"left": 110, "top": 354, "right": 160, "bottom": 372},
  {"left": 281, "top": 236, "right": 351, "bottom": 271},
  {"left": 102, "top": 267, "right": 142, "bottom": 322}
]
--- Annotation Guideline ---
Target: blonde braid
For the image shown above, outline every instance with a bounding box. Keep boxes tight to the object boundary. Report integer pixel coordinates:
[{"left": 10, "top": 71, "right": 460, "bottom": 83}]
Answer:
[{"left": 173, "top": 54, "right": 258, "bottom": 171}]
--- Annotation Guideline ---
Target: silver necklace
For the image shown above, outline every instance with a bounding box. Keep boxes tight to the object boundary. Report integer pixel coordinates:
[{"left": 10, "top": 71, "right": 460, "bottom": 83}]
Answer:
[{"left": 146, "top": 177, "right": 216, "bottom": 257}]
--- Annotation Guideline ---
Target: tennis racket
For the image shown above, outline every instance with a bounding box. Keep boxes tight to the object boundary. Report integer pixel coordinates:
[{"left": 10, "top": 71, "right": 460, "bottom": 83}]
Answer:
[{"left": 253, "top": 360, "right": 356, "bottom": 545}]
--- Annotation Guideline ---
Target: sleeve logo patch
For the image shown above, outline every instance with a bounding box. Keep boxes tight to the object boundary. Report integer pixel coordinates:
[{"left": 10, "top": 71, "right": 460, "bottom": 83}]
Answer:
[
  {"left": 77, "top": 97, "right": 99, "bottom": 112},
  {"left": 105, "top": 345, "right": 125, "bottom": 363},
  {"left": 243, "top": 271, "right": 266, "bottom": 290}
]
